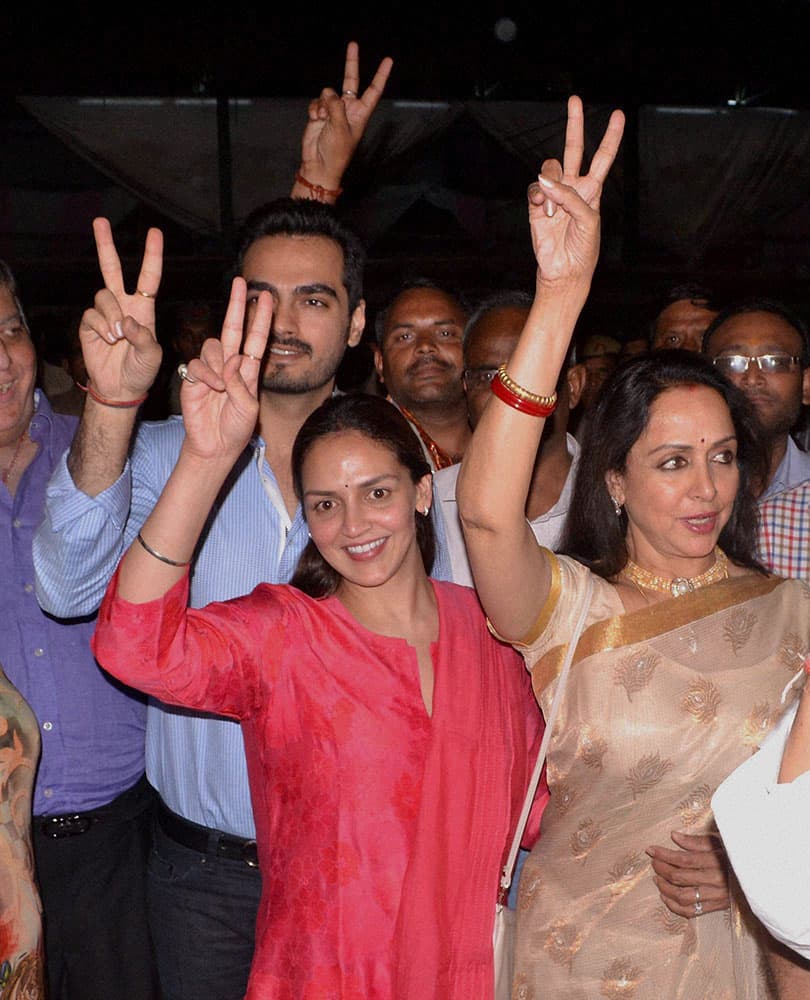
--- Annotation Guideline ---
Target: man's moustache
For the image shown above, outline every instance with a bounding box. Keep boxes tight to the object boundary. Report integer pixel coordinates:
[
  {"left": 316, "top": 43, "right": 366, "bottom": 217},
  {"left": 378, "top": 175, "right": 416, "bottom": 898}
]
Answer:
[
  {"left": 267, "top": 337, "right": 312, "bottom": 357},
  {"left": 406, "top": 356, "right": 451, "bottom": 375}
]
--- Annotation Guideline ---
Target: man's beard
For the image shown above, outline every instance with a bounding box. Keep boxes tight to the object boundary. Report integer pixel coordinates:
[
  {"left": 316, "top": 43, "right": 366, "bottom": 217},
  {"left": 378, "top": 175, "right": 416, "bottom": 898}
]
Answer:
[
  {"left": 260, "top": 334, "right": 347, "bottom": 395},
  {"left": 745, "top": 392, "right": 802, "bottom": 440}
]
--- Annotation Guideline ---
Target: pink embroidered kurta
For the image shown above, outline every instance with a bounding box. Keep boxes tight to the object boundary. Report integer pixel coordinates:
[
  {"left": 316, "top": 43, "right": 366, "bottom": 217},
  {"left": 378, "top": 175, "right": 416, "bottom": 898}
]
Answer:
[{"left": 92, "top": 572, "right": 544, "bottom": 999}]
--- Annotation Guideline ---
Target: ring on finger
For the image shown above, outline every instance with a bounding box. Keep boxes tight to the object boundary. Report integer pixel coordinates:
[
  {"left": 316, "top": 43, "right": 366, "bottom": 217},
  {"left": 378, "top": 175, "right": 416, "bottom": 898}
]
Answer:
[
  {"left": 136, "top": 288, "right": 156, "bottom": 299},
  {"left": 177, "top": 362, "right": 197, "bottom": 384},
  {"left": 342, "top": 89, "right": 357, "bottom": 97},
  {"left": 244, "top": 353, "right": 262, "bottom": 362},
  {"left": 694, "top": 887, "right": 703, "bottom": 916}
]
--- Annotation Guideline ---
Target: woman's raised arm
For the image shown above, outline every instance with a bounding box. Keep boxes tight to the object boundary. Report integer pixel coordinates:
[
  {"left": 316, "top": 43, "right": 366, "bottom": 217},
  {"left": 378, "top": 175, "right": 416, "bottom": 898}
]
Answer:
[
  {"left": 456, "top": 97, "right": 624, "bottom": 640},
  {"left": 116, "top": 279, "right": 273, "bottom": 604}
]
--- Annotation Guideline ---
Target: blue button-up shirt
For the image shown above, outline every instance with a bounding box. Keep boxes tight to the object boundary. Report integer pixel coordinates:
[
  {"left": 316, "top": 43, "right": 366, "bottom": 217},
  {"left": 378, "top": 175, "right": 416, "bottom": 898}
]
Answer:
[
  {"left": 4, "top": 392, "right": 146, "bottom": 815},
  {"left": 34, "top": 413, "right": 451, "bottom": 838}
]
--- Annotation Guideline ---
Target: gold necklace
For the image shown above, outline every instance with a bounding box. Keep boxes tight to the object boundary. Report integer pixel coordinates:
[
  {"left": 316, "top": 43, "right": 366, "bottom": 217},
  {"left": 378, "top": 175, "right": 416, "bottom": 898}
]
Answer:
[{"left": 621, "top": 547, "right": 729, "bottom": 597}]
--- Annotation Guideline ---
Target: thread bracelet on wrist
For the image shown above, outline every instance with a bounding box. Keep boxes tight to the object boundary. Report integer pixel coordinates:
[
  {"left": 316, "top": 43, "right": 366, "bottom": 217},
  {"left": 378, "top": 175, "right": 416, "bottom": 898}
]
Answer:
[
  {"left": 77, "top": 382, "right": 148, "bottom": 409},
  {"left": 294, "top": 172, "right": 343, "bottom": 201}
]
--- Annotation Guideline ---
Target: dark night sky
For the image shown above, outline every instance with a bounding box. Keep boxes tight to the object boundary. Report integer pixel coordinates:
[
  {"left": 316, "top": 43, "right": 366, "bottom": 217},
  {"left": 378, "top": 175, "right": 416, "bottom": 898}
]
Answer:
[
  {"left": 4, "top": 3, "right": 810, "bottom": 335},
  {"left": 4, "top": 4, "right": 810, "bottom": 107}
]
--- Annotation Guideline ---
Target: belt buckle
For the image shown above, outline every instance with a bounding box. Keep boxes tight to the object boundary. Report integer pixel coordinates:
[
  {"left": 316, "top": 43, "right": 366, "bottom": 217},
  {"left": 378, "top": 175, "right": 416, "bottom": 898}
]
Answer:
[
  {"left": 41, "top": 814, "right": 94, "bottom": 839},
  {"left": 241, "top": 839, "right": 259, "bottom": 868}
]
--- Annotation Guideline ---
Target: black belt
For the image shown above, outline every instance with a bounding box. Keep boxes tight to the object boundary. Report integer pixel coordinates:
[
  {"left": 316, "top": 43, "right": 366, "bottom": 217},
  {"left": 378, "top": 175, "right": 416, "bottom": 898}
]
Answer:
[
  {"left": 35, "top": 776, "right": 154, "bottom": 840},
  {"left": 37, "top": 813, "right": 98, "bottom": 839},
  {"left": 156, "top": 799, "right": 259, "bottom": 868}
]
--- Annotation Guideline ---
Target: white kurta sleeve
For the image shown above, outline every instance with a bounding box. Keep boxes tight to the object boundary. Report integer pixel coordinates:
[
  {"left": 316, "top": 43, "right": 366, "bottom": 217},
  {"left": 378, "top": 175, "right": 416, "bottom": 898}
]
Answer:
[{"left": 713, "top": 700, "right": 810, "bottom": 960}]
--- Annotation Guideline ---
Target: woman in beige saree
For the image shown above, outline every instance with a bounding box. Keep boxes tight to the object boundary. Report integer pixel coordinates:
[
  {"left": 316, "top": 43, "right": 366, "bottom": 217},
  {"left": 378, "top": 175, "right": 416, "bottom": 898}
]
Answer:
[
  {"left": 510, "top": 552, "right": 804, "bottom": 998},
  {"left": 457, "top": 98, "right": 807, "bottom": 997}
]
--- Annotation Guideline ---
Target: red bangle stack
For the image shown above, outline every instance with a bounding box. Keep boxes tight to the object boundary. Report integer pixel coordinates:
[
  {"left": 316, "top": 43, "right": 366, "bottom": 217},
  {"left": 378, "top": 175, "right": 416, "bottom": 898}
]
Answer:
[{"left": 491, "top": 365, "right": 557, "bottom": 418}]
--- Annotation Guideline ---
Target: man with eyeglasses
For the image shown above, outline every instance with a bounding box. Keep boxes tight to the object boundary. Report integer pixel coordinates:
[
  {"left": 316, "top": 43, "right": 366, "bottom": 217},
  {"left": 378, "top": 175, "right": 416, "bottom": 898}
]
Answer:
[
  {"left": 703, "top": 299, "right": 810, "bottom": 581},
  {"left": 432, "top": 290, "right": 586, "bottom": 586}
]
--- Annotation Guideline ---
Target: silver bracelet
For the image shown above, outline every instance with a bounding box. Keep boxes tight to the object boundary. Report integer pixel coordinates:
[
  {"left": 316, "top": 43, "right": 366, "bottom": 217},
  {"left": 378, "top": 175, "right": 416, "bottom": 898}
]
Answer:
[{"left": 136, "top": 531, "right": 191, "bottom": 568}]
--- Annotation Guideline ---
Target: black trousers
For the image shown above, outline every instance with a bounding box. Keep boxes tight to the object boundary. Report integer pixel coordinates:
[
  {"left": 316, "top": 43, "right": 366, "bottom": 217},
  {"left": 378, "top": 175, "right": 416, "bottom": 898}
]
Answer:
[{"left": 33, "top": 776, "right": 159, "bottom": 1000}]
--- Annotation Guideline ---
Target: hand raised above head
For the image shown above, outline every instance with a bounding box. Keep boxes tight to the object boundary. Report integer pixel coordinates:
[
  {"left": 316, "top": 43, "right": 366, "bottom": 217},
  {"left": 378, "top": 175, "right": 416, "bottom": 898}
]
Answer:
[
  {"left": 78, "top": 218, "right": 164, "bottom": 403},
  {"left": 296, "top": 41, "right": 394, "bottom": 198},
  {"left": 179, "top": 278, "right": 273, "bottom": 466},
  {"left": 527, "top": 96, "right": 625, "bottom": 296}
]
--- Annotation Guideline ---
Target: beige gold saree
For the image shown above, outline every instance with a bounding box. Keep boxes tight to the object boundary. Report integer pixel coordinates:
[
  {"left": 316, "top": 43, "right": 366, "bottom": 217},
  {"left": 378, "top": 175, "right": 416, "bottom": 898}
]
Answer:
[{"left": 512, "top": 553, "right": 809, "bottom": 999}]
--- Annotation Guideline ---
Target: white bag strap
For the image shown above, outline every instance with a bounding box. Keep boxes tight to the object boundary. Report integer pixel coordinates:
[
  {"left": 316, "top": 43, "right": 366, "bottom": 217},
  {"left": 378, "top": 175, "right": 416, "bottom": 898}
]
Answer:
[{"left": 499, "top": 574, "right": 594, "bottom": 896}]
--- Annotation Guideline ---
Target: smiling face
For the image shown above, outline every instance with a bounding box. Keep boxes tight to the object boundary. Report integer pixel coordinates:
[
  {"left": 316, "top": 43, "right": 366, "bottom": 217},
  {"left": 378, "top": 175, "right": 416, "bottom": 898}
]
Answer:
[
  {"left": 703, "top": 310, "right": 810, "bottom": 439},
  {"left": 606, "top": 384, "right": 740, "bottom": 579},
  {"left": 242, "top": 234, "right": 364, "bottom": 396},
  {"left": 374, "top": 287, "right": 467, "bottom": 410},
  {"left": 301, "top": 430, "right": 433, "bottom": 595},
  {"left": 0, "top": 286, "right": 36, "bottom": 447}
]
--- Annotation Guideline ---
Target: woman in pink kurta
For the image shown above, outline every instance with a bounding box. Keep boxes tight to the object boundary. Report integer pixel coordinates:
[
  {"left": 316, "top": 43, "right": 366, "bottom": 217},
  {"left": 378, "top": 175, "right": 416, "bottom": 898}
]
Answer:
[
  {"left": 94, "top": 567, "right": 538, "bottom": 998},
  {"left": 90, "top": 284, "right": 543, "bottom": 1000}
]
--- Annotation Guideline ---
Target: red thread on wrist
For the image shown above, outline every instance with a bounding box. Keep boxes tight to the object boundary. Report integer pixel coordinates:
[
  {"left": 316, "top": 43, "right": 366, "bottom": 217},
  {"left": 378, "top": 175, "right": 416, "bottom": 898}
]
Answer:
[
  {"left": 76, "top": 382, "right": 148, "bottom": 409},
  {"left": 294, "top": 172, "right": 343, "bottom": 201}
]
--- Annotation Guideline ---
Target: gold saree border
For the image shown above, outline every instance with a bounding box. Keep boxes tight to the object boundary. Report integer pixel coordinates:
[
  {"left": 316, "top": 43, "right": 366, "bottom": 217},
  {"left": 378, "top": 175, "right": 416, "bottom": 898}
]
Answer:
[
  {"left": 532, "top": 571, "right": 783, "bottom": 695},
  {"left": 487, "top": 547, "right": 562, "bottom": 647}
]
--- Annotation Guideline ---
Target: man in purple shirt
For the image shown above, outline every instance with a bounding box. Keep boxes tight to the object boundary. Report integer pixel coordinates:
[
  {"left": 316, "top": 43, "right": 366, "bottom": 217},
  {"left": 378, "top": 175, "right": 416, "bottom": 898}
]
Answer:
[{"left": 0, "top": 260, "right": 155, "bottom": 999}]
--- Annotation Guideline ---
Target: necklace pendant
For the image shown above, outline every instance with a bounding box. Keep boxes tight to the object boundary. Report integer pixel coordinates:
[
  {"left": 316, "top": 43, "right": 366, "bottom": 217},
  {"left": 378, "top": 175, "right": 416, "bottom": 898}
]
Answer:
[{"left": 670, "top": 578, "right": 692, "bottom": 597}]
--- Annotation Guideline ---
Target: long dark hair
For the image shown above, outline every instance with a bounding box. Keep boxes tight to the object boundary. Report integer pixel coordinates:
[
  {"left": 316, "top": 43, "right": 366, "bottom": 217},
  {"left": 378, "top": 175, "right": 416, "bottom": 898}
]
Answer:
[
  {"left": 560, "top": 350, "right": 768, "bottom": 578},
  {"left": 289, "top": 394, "right": 435, "bottom": 597}
]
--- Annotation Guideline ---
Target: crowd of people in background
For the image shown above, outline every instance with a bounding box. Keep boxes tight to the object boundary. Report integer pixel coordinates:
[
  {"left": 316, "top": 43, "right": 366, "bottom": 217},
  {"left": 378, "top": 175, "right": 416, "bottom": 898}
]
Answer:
[{"left": 3, "top": 41, "right": 810, "bottom": 1000}]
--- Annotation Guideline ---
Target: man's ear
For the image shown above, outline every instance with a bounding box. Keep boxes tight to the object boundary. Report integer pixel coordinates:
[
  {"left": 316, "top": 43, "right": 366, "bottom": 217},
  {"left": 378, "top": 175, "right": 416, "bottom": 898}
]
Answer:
[
  {"left": 373, "top": 342, "right": 385, "bottom": 384},
  {"left": 347, "top": 299, "right": 366, "bottom": 349},
  {"left": 566, "top": 363, "right": 587, "bottom": 410},
  {"left": 801, "top": 364, "right": 810, "bottom": 407}
]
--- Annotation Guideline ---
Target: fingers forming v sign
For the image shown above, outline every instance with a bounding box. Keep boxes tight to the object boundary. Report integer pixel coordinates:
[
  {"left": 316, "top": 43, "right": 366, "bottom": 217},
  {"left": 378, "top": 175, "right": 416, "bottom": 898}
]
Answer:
[
  {"left": 338, "top": 40, "right": 393, "bottom": 134},
  {"left": 182, "top": 280, "right": 273, "bottom": 463},
  {"left": 78, "top": 218, "right": 164, "bottom": 401},
  {"left": 300, "top": 41, "right": 393, "bottom": 182},
  {"left": 92, "top": 218, "right": 163, "bottom": 334},
  {"left": 527, "top": 97, "right": 625, "bottom": 290}
]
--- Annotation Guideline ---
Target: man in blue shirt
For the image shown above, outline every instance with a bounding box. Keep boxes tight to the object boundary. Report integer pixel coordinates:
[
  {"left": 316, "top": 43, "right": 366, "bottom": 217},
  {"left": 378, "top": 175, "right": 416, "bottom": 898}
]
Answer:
[
  {"left": 0, "top": 259, "right": 155, "bottom": 999},
  {"left": 34, "top": 197, "right": 371, "bottom": 999}
]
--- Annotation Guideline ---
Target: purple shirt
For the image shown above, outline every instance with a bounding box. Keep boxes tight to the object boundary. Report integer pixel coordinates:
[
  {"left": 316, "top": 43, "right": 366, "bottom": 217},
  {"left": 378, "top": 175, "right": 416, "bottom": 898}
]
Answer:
[{"left": 1, "top": 391, "right": 146, "bottom": 814}]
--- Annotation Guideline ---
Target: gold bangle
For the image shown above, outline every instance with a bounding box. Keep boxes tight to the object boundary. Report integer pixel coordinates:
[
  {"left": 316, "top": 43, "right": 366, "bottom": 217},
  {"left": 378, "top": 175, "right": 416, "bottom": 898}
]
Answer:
[
  {"left": 136, "top": 532, "right": 191, "bottom": 568},
  {"left": 497, "top": 365, "right": 557, "bottom": 408}
]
